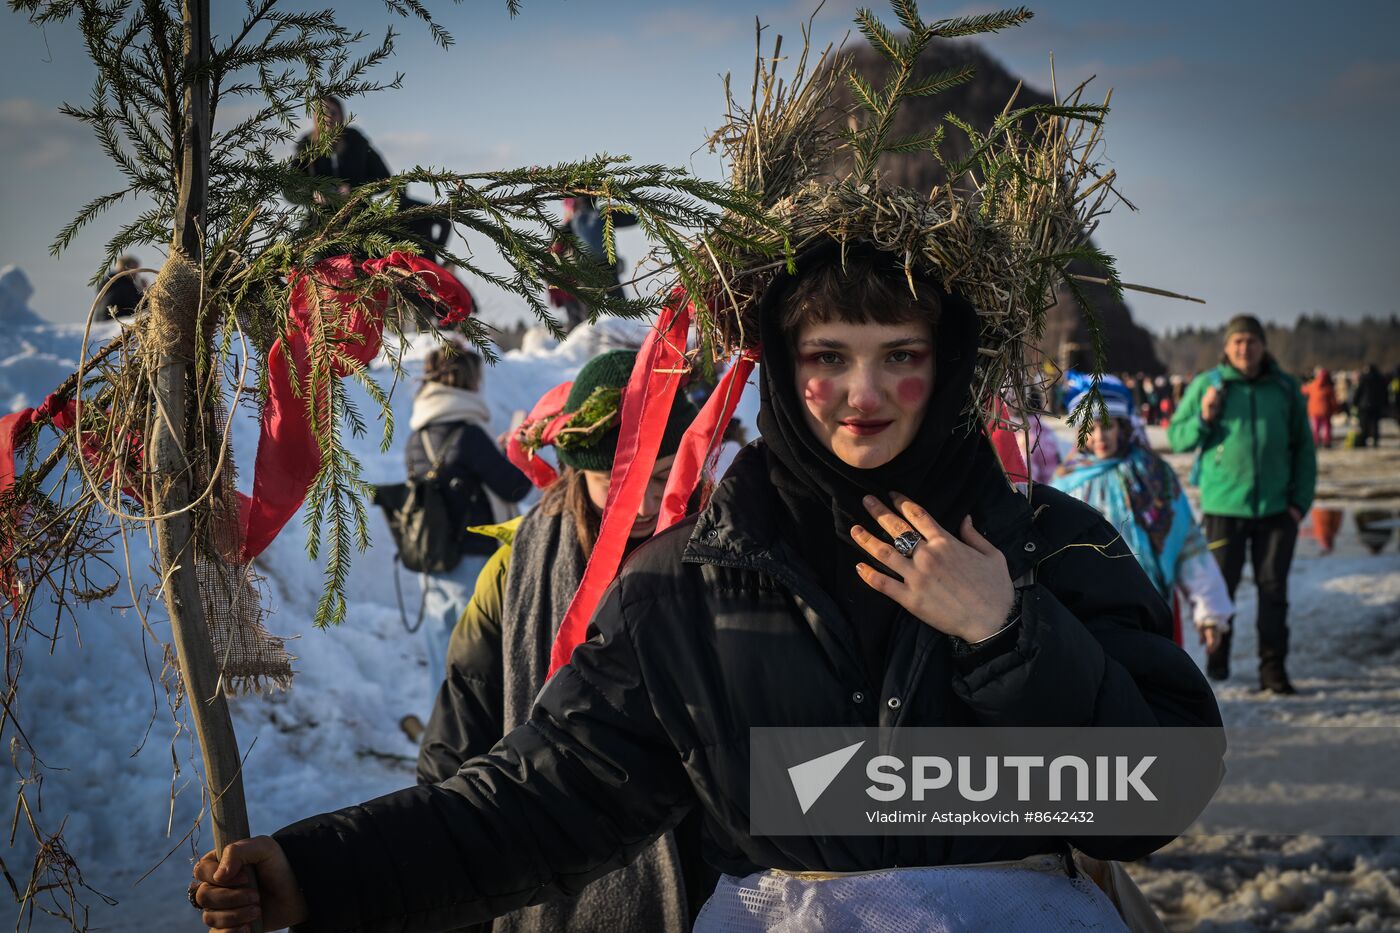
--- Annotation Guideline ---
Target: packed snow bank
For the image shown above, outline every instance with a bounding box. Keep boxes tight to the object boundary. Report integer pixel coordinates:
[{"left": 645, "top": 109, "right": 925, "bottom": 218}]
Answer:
[
  {"left": 1, "top": 277, "right": 765, "bottom": 930},
  {"left": 0, "top": 265, "right": 118, "bottom": 410}
]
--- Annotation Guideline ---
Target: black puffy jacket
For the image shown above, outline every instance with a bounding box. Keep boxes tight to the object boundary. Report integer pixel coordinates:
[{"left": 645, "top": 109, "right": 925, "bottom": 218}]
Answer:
[
  {"left": 276, "top": 444, "right": 1222, "bottom": 932},
  {"left": 98, "top": 272, "right": 143, "bottom": 318},
  {"left": 291, "top": 127, "right": 391, "bottom": 194}
]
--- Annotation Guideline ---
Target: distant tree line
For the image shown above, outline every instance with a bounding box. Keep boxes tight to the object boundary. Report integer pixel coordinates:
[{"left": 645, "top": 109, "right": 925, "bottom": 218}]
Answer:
[{"left": 1155, "top": 315, "right": 1400, "bottom": 376}]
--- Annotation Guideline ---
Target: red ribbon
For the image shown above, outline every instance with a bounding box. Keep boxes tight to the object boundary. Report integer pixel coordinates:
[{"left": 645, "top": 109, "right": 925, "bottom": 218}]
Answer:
[
  {"left": 363, "top": 253, "right": 475, "bottom": 327},
  {"left": 505, "top": 381, "right": 575, "bottom": 489},
  {"left": 986, "top": 396, "right": 1030, "bottom": 484},
  {"left": 548, "top": 298, "right": 692, "bottom": 674},
  {"left": 235, "top": 252, "right": 472, "bottom": 561},
  {"left": 2, "top": 252, "right": 471, "bottom": 602},
  {"left": 0, "top": 396, "right": 72, "bottom": 492},
  {"left": 0, "top": 396, "right": 128, "bottom": 498},
  {"left": 1, "top": 396, "right": 82, "bottom": 608},
  {"left": 657, "top": 347, "right": 758, "bottom": 533}
]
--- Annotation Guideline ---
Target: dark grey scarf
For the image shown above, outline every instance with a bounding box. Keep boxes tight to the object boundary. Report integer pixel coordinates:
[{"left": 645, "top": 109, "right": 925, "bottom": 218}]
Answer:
[{"left": 494, "top": 506, "right": 690, "bottom": 933}]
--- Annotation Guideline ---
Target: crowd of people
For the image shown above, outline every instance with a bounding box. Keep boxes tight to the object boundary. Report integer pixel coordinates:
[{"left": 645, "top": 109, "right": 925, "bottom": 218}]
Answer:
[
  {"left": 192, "top": 241, "right": 1231, "bottom": 931},
  {"left": 1012, "top": 312, "right": 1400, "bottom": 699},
  {"left": 97, "top": 96, "right": 631, "bottom": 330},
  {"left": 1042, "top": 361, "right": 1400, "bottom": 451},
  {"left": 163, "top": 96, "right": 1386, "bottom": 933}
]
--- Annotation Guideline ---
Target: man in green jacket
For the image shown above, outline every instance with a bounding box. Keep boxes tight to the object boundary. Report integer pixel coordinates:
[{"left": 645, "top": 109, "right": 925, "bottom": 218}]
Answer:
[{"left": 1169, "top": 315, "right": 1316, "bottom": 693}]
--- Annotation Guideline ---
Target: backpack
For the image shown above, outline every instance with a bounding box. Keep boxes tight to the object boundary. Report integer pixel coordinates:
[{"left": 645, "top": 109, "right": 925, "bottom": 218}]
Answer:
[{"left": 373, "top": 426, "right": 466, "bottom": 573}]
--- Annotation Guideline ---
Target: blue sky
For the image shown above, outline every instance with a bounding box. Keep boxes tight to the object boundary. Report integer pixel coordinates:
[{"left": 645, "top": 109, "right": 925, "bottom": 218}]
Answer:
[{"left": 2, "top": 0, "right": 1397, "bottom": 335}]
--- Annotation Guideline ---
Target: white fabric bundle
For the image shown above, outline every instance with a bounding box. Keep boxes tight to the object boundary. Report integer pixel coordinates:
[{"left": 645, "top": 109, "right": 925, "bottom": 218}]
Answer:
[{"left": 695, "top": 855, "right": 1127, "bottom": 932}]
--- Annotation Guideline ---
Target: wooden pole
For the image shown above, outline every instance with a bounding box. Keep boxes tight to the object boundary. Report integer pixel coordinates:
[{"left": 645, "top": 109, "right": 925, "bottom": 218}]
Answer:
[{"left": 151, "top": 3, "right": 259, "bottom": 919}]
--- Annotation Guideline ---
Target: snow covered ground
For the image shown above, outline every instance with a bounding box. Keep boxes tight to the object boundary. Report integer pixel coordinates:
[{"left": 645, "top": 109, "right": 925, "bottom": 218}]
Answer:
[{"left": 4, "top": 263, "right": 1399, "bottom": 930}]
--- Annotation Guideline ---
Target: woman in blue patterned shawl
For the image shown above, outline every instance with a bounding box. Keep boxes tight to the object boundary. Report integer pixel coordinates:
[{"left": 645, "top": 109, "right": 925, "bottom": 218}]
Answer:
[{"left": 1053, "top": 375, "right": 1232, "bottom": 649}]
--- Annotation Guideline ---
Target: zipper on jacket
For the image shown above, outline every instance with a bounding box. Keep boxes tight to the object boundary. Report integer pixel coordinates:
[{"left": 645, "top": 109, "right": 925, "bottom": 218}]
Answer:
[
  {"left": 684, "top": 547, "right": 878, "bottom": 714},
  {"left": 682, "top": 482, "right": 1040, "bottom": 725},
  {"left": 1249, "top": 387, "right": 1260, "bottom": 518}
]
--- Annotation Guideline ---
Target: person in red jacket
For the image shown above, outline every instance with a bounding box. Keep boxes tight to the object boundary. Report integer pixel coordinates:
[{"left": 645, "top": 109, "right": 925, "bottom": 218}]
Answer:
[{"left": 1301, "top": 367, "right": 1339, "bottom": 449}]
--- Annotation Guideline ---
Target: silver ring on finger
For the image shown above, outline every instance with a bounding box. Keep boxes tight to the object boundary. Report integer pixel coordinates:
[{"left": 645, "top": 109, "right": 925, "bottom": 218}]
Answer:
[
  {"left": 891, "top": 530, "right": 923, "bottom": 558},
  {"left": 187, "top": 881, "right": 201, "bottom": 909}
]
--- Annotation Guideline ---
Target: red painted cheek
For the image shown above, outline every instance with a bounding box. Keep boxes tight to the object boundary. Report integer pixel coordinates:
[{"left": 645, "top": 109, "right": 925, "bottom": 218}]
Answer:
[
  {"left": 896, "top": 377, "right": 929, "bottom": 407},
  {"left": 803, "top": 377, "right": 834, "bottom": 405}
]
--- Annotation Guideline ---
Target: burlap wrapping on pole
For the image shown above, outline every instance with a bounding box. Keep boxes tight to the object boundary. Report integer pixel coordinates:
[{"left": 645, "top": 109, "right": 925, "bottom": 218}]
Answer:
[
  {"left": 143, "top": 250, "right": 295, "bottom": 694},
  {"left": 198, "top": 400, "right": 294, "bottom": 694},
  {"left": 140, "top": 249, "right": 201, "bottom": 366},
  {"left": 194, "top": 555, "right": 293, "bottom": 694}
]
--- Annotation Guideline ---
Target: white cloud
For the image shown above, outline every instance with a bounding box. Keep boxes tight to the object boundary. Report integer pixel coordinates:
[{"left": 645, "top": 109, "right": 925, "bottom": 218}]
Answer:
[
  {"left": 0, "top": 97, "right": 87, "bottom": 169},
  {"left": 1328, "top": 59, "right": 1400, "bottom": 102},
  {"left": 376, "top": 130, "right": 517, "bottom": 173}
]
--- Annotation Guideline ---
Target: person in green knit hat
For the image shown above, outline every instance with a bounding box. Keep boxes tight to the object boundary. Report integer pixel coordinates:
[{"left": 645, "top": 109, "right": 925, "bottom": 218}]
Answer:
[{"left": 415, "top": 348, "right": 708, "bottom": 933}]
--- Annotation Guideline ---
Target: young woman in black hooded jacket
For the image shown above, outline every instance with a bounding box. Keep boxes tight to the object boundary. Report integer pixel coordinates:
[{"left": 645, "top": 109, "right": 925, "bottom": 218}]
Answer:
[{"left": 192, "top": 247, "right": 1222, "bottom": 933}]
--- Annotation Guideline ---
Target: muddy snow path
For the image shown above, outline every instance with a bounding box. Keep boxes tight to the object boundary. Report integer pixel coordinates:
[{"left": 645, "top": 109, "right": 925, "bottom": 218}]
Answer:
[
  {"left": 1127, "top": 537, "right": 1400, "bottom": 933},
  {"left": 1047, "top": 420, "right": 1400, "bottom": 932}
]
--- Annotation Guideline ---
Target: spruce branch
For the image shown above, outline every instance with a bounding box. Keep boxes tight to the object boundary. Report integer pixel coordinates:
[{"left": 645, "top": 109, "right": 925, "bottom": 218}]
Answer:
[
  {"left": 928, "top": 7, "right": 1034, "bottom": 39},
  {"left": 853, "top": 8, "right": 900, "bottom": 64},
  {"left": 844, "top": 5, "right": 1041, "bottom": 185},
  {"left": 847, "top": 72, "right": 881, "bottom": 113},
  {"left": 904, "top": 63, "right": 976, "bottom": 97}
]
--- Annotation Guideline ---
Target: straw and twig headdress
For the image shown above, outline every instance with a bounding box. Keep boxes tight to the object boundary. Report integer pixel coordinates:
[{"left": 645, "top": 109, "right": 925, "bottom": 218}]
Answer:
[{"left": 684, "top": 1, "right": 1194, "bottom": 429}]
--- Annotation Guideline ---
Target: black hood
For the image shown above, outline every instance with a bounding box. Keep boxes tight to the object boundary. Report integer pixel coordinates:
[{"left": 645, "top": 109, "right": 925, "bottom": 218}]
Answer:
[{"left": 755, "top": 241, "right": 1005, "bottom": 544}]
